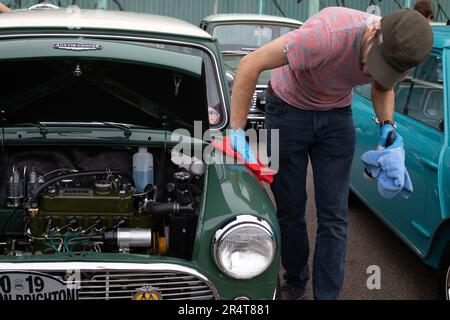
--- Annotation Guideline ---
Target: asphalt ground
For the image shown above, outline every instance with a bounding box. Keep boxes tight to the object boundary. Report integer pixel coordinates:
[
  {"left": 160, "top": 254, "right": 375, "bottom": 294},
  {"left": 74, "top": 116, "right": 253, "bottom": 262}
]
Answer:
[{"left": 265, "top": 164, "right": 440, "bottom": 300}]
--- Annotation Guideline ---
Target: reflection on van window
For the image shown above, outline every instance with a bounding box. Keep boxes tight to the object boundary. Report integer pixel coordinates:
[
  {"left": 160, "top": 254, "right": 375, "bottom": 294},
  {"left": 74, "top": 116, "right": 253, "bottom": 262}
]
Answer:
[
  {"left": 213, "top": 24, "right": 298, "bottom": 52},
  {"left": 394, "top": 54, "right": 444, "bottom": 131}
]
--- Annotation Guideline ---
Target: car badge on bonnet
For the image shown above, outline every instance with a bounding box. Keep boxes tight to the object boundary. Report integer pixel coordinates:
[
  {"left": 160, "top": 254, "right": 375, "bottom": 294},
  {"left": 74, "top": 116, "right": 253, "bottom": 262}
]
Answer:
[
  {"left": 53, "top": 43, "right": 103, "bottom": 51},
  {"left": 132, "top": 286, "right": 162, "bottom": 301}
]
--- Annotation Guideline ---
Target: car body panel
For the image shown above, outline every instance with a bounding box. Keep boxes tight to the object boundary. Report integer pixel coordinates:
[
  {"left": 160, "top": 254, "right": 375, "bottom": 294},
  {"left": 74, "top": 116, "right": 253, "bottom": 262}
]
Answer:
[
  {"left": 0, "top": 30, "right": 230, "bottom": 132},
  {"left": 0, "top": 37, "right": 204, "bottom": 76},
  {"left": 0, "top": 9, "right": 212, "bottom": 39}
]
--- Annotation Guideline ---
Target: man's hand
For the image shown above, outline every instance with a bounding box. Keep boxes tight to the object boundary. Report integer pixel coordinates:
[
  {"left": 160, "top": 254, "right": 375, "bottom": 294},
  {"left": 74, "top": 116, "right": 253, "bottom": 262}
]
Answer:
[
  {"left": 229, "top": 129, "right": 257, "bottom": 164},
  {"left": 379, "top": 124, "right": 403, "bottom": 149}
]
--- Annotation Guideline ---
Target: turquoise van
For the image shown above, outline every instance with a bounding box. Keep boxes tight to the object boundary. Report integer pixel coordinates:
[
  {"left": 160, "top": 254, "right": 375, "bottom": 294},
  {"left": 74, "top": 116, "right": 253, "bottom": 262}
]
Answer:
[{"left": 351, "top": 25, "right": 450, "bottom": 300}]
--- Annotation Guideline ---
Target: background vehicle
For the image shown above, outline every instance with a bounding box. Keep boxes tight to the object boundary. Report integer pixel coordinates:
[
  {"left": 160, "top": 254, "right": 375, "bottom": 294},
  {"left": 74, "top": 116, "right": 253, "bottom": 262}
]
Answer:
[
  {"left": 350, "top": 25, "right": 450, "bottom": 300},
  {"left": 200, "top": 13, "right": 302, "bottom": 130},
  {"left": 0, "top": 9, "right": 279, "bottom": 300}
]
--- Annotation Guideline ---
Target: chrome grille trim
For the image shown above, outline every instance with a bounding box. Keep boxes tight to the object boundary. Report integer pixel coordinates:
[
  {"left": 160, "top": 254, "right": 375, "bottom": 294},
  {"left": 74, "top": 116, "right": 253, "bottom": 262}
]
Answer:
[
  {"left": 0, "top": 262, "right": 219, "bottom": 300},
  {"left": 250, "top": 88, "right": 266, "bottom": 112}
]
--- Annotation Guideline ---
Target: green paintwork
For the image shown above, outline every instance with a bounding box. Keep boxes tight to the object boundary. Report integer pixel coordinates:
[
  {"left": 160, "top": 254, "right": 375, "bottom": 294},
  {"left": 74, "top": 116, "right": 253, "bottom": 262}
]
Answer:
[
  {"left": 0, "top": 17, "right": 279, "bottom": 300},
  {"left": 0, "top": 38, "right": 203, "bottom": 77}
]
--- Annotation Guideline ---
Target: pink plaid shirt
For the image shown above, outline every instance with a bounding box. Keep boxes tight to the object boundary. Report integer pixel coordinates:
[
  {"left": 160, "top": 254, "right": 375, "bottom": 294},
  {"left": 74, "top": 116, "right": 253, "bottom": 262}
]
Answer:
[{"left": 271, "top": 7, "right": 381, "bottom": 111}]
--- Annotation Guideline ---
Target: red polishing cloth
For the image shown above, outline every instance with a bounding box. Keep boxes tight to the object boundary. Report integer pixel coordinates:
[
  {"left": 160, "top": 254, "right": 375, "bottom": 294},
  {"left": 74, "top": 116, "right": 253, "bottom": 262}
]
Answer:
[{"left": 211, "top": 137, "right": 277, "bottom": 184}]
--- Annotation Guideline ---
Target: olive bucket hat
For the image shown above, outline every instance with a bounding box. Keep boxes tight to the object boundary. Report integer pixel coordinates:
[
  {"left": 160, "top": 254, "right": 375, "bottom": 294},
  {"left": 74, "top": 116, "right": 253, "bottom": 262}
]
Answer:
[{"left": 367, "top": 8, "right": 434, "bottom": 90}]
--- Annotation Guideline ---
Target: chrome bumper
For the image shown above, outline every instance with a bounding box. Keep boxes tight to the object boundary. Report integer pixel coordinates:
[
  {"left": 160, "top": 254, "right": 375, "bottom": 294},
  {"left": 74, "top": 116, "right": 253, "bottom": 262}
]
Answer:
[{"left": 0, "top": 262, "right": 219, "bottom": 300}]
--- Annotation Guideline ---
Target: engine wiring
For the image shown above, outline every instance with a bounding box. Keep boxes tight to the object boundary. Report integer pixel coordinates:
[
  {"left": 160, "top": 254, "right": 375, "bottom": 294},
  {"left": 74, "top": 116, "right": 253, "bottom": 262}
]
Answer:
[
  {"left": 27, "top": 227, "right": 95, "bottom": 255},
  {"left": 1, "top": 146, "right": 202, "bottom": 259}
]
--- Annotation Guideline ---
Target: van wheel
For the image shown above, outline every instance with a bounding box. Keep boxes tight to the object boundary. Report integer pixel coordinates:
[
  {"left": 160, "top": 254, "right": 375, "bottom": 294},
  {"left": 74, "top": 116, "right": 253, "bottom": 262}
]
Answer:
[
  {"left": 348, "top": 189, "right": 359, "bottom": 208},
  {"left": 275, "top": 278, "right": 281, "bottom": 300},
  {"left": 441, "top": 254, "right": 450, "bottom": 300}
]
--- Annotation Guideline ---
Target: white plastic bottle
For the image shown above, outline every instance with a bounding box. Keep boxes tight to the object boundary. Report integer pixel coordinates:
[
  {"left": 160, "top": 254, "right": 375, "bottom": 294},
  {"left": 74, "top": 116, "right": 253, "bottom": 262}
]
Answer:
[{"left": 133, "top": 147, "right": 154, "bottom": 192}]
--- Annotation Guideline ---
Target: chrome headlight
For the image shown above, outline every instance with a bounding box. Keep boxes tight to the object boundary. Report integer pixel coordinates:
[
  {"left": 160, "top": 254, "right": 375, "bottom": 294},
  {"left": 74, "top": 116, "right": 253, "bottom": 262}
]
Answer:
[{"left": 213, "top": 215, "right": 276, "bottom": 280}]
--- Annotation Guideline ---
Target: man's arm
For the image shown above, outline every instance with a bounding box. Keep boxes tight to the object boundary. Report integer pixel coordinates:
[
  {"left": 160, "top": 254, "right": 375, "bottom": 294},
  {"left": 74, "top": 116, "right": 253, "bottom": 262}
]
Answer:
[
  {"left": 0, "top": 2, "right": 11, "bottom": 13},
  {"left": 371, "top": 81, "right": 395, "bottom": 123},
  {"left": 230, "top": 36, "right": 289, "bottom": 129},
  {"left": 371, "top": 81, "right": 401, "bottom": 148}
]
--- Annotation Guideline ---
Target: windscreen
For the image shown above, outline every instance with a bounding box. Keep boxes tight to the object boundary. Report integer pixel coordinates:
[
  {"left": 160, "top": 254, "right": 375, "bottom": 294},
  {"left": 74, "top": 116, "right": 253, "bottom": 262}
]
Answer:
[{"left": 213, "top": 23, "right": 298, "bottom": 52}]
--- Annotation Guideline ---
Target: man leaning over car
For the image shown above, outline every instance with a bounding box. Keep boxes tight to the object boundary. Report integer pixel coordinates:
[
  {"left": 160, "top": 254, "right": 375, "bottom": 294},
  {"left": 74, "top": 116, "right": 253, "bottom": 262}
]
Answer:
[
  {"left": 0, "top": 2, "right": 11, "bottom": 13},
  {"left": 228, "top": 7, "right": 433, "bottom": 300}
]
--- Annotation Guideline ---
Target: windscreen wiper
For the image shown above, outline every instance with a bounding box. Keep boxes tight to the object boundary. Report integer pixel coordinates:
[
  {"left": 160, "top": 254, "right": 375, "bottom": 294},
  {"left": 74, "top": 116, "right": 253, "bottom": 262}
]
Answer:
[{"left": 101, "top": 122, "right": 132, "bottom": 138}]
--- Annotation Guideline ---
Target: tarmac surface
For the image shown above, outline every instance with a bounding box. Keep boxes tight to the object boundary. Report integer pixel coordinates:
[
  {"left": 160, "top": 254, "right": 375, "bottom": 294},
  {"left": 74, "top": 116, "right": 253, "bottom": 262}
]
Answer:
[{"left": 267, "top": 164, "right": 440, "bottom": 300}]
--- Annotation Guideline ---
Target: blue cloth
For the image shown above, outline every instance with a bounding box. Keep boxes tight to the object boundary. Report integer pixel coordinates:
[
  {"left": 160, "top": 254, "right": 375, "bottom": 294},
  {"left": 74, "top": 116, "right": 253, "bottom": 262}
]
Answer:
[
  {"left": 229, "top": 129, "right": 257, "bottom": 164},
  {"left": 361, "top": 147, "right": 413, "bottom": 199}
]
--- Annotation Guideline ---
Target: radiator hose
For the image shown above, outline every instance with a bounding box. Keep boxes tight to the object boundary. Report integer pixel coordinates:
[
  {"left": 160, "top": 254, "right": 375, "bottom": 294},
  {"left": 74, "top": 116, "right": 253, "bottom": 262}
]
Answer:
[{"left": 144, "top": 201, "right": 194, "bottom": 215}]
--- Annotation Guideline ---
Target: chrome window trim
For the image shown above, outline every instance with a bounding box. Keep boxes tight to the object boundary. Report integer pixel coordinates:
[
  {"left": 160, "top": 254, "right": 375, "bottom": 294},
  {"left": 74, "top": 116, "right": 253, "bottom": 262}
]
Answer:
[
  {"left": 411, "top": 78, "right": 444, "bottom": 90},
  {"left": 0, "top": 32, "right": 228, "bottom": 131},
  {"left": 247, "top": 116, "right": 265, "bottom": 120},
  {"left": 0, "top": 261, "right": 220, "bottom": 299}
]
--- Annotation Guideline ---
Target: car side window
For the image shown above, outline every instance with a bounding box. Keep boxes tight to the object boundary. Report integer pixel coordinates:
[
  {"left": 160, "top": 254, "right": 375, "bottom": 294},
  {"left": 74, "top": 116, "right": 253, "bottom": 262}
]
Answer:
[
  {"left": 394, "top": 54, "right": 444, "bottom": 131},
  {"left": 394, "top": 73, "right": 413, "bottom": 113}
]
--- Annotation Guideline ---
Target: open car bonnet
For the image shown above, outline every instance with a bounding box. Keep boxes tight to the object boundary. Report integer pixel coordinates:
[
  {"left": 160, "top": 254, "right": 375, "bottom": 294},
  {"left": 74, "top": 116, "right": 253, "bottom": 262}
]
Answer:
[{"left": 0, "top": 35, "right": 226, "bottom": 133}]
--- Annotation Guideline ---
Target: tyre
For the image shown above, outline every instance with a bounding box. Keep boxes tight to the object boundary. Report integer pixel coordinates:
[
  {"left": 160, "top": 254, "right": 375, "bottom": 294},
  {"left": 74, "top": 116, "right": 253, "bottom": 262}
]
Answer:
[
  {"left": 348, "top": 189, "right": 359, "bottom": 208},
  {"left": 274, "top": 277, "right": 281, "bottom": 300},
  {"left": 440, "top": 251, "right": 450, "bottom": 300}
]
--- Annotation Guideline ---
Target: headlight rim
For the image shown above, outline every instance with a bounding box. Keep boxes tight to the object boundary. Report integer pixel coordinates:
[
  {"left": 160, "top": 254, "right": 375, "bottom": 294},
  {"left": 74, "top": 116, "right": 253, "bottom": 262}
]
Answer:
[{"left": 213, "top": 215, "right": 276, "bottom": 280}]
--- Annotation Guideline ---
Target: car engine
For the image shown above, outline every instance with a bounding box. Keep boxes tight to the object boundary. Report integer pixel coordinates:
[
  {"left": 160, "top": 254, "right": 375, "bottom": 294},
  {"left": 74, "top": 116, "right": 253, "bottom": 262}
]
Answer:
[{"left": 0, "top": 146, "right": 205, "bottom": 259}]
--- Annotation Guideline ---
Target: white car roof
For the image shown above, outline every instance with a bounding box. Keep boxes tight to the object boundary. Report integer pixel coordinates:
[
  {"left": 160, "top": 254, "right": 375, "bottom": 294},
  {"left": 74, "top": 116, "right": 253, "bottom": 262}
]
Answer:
[
  {"left": 0, "top": 9, "right": 212, "bottom": 39},
  {"left": 202, "top": 13, "right": 303, "bottom": 26}
]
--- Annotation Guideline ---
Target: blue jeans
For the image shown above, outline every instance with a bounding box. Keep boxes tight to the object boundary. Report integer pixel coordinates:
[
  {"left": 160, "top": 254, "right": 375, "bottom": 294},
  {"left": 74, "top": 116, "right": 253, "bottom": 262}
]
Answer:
[{"left": 265, "top": 91, "right": 355, "bottom": 300}]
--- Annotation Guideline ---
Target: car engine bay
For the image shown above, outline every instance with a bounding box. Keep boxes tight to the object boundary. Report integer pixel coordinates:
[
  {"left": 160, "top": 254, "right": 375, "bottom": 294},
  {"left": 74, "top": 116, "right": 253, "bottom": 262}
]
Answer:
[{"left": 0, "top": 146, "right": 205, "bottom": 259}]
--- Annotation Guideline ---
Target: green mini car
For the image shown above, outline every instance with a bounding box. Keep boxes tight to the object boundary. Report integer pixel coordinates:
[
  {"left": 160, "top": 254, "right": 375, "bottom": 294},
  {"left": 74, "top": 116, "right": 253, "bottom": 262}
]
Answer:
[
  {"left": 0, "top": 8, "right": 279, "bottom": 301},
  {"left": 200, "top": 14, "right": 302, "bottom": 130}
]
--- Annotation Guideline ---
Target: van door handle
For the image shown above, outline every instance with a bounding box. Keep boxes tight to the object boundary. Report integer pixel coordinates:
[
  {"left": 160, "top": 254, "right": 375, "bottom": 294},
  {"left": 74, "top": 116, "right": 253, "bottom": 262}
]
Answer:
[{"left": 418, "top": 156, "right": 438, "bottom": 171}]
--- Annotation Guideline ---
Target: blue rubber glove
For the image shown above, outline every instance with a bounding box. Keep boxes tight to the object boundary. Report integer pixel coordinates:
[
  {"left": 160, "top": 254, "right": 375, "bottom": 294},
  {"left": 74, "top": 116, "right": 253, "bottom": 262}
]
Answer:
[
  {"left": 229, "top": 129, "right": 258, "bottom": 164},
  {"left": 379, "top": 124, "right": 403, "bottom": 149}
]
